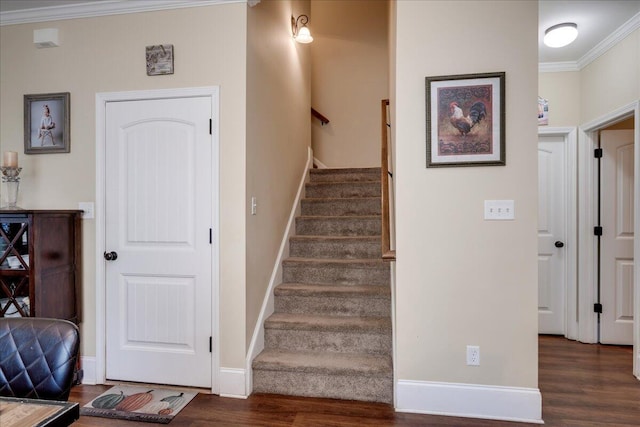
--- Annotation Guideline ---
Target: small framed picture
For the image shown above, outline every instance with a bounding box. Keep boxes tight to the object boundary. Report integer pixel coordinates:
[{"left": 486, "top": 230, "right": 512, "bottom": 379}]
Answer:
[
  {"left": 146, "top": 44, "right": 174, "bottom": 76},
  {"left": 24, "top": 92, "right": 70, "bottom": 154},
  {"left": 426, "top": 72, "right": 505, "bottom": 167}
]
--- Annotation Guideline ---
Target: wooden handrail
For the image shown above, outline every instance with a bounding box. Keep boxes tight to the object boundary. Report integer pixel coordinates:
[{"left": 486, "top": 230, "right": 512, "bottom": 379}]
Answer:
[
  {"left": 311, "top": 108, "right": 330, "bottom": 126},
  {"left": 381, "top": 99, "right": 396, "bottom": 261}
]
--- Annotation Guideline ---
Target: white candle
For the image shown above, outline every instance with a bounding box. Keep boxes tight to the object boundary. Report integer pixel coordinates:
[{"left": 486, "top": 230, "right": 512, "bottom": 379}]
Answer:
[{"left": 3, "top": 151, "right": 18, "bottom": 168}]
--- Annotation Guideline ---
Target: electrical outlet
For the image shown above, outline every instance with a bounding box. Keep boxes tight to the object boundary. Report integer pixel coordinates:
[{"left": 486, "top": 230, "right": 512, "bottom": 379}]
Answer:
[{"left": 467, "top": 345, "right": 480, "bottom": 366}]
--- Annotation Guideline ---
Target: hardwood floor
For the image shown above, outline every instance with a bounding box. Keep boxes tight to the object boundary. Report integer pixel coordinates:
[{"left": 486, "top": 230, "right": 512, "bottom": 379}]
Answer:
[{"left": 69, "top": 336, "right": 639, "bottom": 426}]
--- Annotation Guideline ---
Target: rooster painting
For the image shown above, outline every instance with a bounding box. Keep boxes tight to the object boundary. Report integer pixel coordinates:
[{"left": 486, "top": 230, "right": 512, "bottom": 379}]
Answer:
[{"left": 449, "top": 101, "right": 486, "bottom": 136}]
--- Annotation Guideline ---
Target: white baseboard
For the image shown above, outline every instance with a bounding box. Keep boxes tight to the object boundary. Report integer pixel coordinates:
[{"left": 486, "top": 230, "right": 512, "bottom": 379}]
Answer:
[
  {"left": 313, "top": 157, "right": 328, "bottom": 169},
  {"left": 396, "top": 380, "right": 543, "bottom": 424},
  {"left": 244, "top": 147, "right": 313, "bottom": 395},
  {"left": 80, "top": 356, "right": 97, "bottom": 385},
  {"left": 219, "top": 368, "right": 247, "bottom": 399}
]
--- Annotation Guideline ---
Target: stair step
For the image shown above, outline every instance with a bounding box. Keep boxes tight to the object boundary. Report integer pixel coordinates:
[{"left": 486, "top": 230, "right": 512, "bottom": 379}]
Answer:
[
  {"left": 264, "top": 313, "right": 391, "bottom": 355},
  {"left": 296, "top": 216, "right": 381, "bottom": 236},
  {"left": 289, "top": 235, "right": 381, "bottom": 259},
  {"left": 274, "top": 284, "right": 391, "bottom": 316},
  {"left": 305, "top": 181, "right": 381, "bottom": 198},
  {"left": 301, "top": 197, "right": 381, "bottom": 216},
  {"left": 282, "top": 258, "right": 390, "bottom": 286},
  {"left": 275, "top": 283, "right": 390, "bottom": 298},
  {"left": 252, "top": 349, "right": 392, "bottom": 403},
  {"left": 310, "top": 168, "right": 381, "bottom": 183},
  {"left": 253, "top": 349, "right": 392, "bottom": 375},
  {"left": 265, "top": 313, "right": 391, "bottom": 333}
]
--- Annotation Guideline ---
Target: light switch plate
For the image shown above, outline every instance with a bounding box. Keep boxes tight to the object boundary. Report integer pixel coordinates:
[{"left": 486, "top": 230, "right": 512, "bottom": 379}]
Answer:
[
  {"left": 484, "top": 200, "right": 514, "bottom": 220},
  {"left": 79, "top": 202, "right": 94, "bottom": 219}
]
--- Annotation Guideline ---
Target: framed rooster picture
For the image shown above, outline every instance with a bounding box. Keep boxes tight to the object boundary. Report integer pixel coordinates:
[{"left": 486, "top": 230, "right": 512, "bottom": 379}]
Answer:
[{"left": 425, "top": 72, "right": 505, "bottom": 167}]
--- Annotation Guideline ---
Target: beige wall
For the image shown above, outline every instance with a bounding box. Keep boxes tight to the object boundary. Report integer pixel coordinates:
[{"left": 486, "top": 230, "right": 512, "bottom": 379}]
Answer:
[
  {"left": 394, "top": 0, "right": 539, "bottom": 389},
  {"left": 539, "top": 28, "right": 639, "bottom": 127},
  {"left": 538, "top": 71, "right": 580, "bottom": 127},
  {"left": 581, "top": 28, "right": 639, "bottom": 124},
  {"left": 246, "top": 0, "right": 311, "bottom": 348},
  {"left": 0, "top": 3, "right": 249, "bottom": 369},
  {"left": 310, "top": 0, "right": 389, "bottom": 168}
]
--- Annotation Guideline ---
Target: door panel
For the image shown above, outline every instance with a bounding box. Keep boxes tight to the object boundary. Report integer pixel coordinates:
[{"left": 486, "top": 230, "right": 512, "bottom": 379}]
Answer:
[
  {"left": 105, "top": 96, "right": 213, "bottom": 387},
  {"left": 538, "top": 135, "right": 566, "bottom": 334},
  {"left": 601, "top": 130, "right": 634, "bottom": 345}
]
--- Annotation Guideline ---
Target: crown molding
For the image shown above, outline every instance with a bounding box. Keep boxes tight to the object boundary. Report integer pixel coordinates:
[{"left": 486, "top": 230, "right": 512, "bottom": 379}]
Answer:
[
  {"left": 540, "top": 11, "right": 640, "bottom": 74},
  {"left": 539, "top": 61, "right": 580, "bottom": 73},
  {"left": 0, "top": 0, "right": 247, "bottom": 26},
  {"left": 577, "top": 11, "right": 640, "bottom": 70}
]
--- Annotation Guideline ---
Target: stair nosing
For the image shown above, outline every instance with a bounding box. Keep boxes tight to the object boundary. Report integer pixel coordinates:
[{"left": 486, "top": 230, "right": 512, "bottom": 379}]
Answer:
[
  {"left": 275, "top": 284, "right": 391, "bottom": 299},
  {"left": 289, "top": 235, "right": 381, "bottom": 241},
  {"left": 265, "top": 313, "right": 391, "bottom": 332},
  {"left": 296, "top": 215, "right": 381, "bottom": 220}
]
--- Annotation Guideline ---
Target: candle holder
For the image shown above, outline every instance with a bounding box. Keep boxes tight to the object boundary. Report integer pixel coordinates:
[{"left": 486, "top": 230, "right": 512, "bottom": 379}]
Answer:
[{"left": 1, "top": 166, "right": 22, "bottom": 209}]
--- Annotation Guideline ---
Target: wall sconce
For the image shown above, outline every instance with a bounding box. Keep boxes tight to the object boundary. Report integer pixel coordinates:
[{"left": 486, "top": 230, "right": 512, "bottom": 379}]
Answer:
[
  {"left": 544, "top": 23, "right": 578, "bottom": 48},
  {"left": 291, "top": 14, "right": 313, "bottom": 44}
]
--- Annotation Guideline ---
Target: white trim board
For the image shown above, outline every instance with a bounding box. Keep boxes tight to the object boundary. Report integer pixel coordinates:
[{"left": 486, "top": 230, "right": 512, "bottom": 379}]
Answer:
[
  {"left": 0, "top": 0, "right": 246, "bottom": 26},
  {"left": 245, "top": 147, "right": 313, "bottom": 395},
  {"left": 219, "top": 368, "right": 248, "bottom": 399},
  {"left": 578, "top": 101, "right": 640, "bottom": 379},
  {"left": 94, "top": 86, "right": 221, "bottom": 392},
  {"left": 80, "top": 356, "right": 97, "bottom": 385},
  {"left": 396, "top": 380, "right": 543, "bottom": 424}
]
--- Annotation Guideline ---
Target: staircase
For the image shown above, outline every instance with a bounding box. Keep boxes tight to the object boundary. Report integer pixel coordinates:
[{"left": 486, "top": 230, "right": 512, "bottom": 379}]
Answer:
[{"left": 252, "top": 167, "right": 392, "bottom": 404}]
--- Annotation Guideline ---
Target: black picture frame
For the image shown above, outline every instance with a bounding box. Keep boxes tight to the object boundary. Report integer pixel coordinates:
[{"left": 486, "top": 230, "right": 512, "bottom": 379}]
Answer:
[
  {"left": 426, "top": 72, "right": 505, "bottom": 167},
  {"left": 24, "top": 92, "right": 70, "bottom": 154}
]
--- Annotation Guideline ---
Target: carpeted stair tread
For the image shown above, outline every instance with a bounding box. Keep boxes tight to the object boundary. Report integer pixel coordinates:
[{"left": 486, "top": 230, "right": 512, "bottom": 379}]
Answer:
[
  {"left": 253, "top": 349, "right": 392, "bottom": 376},
  {"left": 305, "top": 181, "right": 381, "bottom": 199},
  {"left": 283, "top": 257, "right": 390, "bottom": 286},
  {"left": 289, "top": 235, "right": 382, "bottom": 259},
  {"left": 265, "top": 313, "right": 391, "bottom": 333},
  {"left": 275, "top": 283, "right": 390, "bottom": 298},
  {"left": 296, "top": 215, "right": 381, "bottom": 236},
  {"left": 289, "top": 235, "right": 381, "bottom": 243},
  {"left": 301, "top": 197, "right": 381, "bottom": 216},
  {"left": 284, "top": 257, "right": 389, "bottom": 267},
  {"left": 310, "top": 168, "right": 381, "bottom": 183},
  {"left": 274, "top": 283, "right": 391, "bottom": 317}
]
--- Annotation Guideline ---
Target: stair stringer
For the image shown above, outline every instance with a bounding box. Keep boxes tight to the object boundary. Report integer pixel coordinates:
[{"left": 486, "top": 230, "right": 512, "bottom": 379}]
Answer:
[{"left": 245, "top": 147, "right": 313, "bottom": 396}]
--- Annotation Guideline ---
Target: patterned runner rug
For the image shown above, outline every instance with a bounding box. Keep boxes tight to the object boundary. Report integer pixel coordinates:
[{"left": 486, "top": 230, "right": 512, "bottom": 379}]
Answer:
[{"left": 80, "top": 385, "right": 197, "bottom": 424}]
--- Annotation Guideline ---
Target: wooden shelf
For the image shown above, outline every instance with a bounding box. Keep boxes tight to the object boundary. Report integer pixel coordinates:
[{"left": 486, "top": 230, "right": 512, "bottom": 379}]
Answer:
[{"left": 0, "top": 210, "right": 82, "bottom": 323}]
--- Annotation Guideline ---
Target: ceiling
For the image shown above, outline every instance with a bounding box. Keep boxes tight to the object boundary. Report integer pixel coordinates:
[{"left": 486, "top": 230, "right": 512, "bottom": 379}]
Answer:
[
  {"left": 1, "top": 0, "right": 640, "bottom": 66},
  {"left": 539, "top": 0, "right": 640, "bottom": 63}
]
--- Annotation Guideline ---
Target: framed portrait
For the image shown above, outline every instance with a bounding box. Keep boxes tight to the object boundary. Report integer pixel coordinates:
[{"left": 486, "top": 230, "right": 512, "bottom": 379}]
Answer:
[
  {"left": 426, "top": 72, "right": 505, "bottom": 167},
  {"left": 146, "top": 44, "right": 174, "bottom": 76},
  {"left": 24, "top": 92, "right": 70, "bottom": 154}
]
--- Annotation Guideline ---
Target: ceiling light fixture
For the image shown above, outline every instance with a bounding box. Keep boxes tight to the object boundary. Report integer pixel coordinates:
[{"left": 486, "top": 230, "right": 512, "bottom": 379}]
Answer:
[
  {"left": 544, "top": 22, "right": 578, "bottom": 48},
  {"left": 291, "top": 14, "right": 313, "bottom": 44}
]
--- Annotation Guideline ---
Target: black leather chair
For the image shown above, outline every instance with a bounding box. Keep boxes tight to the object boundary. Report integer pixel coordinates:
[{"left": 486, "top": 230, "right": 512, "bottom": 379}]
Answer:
[{"left": 0, "top": 317, "right": 80, "bottom": 401}]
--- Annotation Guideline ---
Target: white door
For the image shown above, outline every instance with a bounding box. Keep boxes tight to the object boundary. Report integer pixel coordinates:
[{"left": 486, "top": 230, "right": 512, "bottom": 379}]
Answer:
[
  {"left": 600, "top": 129, "right": 634, "bottom": 345},
  {"left": 538, "top": 135, "right": 567, "bottom": 334},
  {"left": 105, "top": 96, "right": 214, "bottom": 387}
]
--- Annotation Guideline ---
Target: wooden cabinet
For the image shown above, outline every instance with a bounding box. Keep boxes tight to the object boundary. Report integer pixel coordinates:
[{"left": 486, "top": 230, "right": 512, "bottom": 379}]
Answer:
[{"left": 0, "top": 210, "right": 81, "bottom": 323}]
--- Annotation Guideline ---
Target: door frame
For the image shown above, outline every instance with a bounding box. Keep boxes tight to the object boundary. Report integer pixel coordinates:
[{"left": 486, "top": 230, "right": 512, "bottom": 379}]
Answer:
[
  {"left": 94, "top": 87, "right": 221, "bottom": 392},
  {"left": 538, "top": 127, "right": 578, "bottom": 340},
  {"left": 578, "top": 100, "right": 640, "bottom": 379}
]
